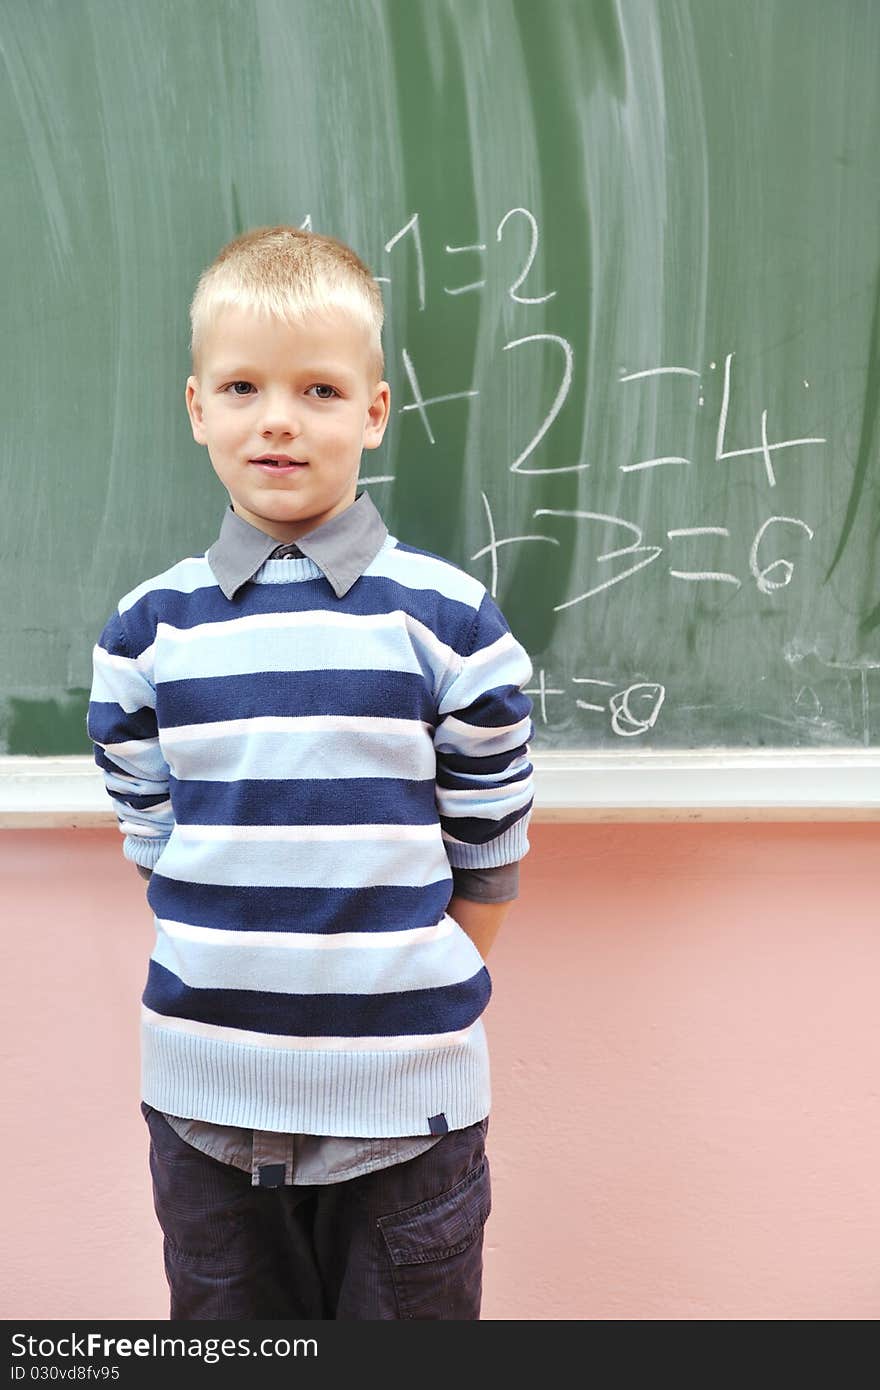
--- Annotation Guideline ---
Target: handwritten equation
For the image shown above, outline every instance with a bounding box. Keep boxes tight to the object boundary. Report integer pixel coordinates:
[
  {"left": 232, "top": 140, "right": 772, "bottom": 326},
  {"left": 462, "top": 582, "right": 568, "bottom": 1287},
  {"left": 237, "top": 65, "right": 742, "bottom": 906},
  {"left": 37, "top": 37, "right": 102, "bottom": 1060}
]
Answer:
[
  {"left": 317, "top": 206, "right": 827, "bottom": 606},
  {"left": 527, "top": 670, "right": 666, "bottom": 738},
  {"left": 301, "top": 208, "right": 848, "bottom": 739}
]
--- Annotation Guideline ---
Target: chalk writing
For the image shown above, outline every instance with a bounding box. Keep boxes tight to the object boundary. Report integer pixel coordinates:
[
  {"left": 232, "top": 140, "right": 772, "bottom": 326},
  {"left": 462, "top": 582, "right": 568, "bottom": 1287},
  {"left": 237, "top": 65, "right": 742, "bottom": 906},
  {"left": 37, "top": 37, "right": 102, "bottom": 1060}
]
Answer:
[
  {"left": 715, "top": 353, "right": 826, "bottom": 487},
  {"left": 619, "top": 352, "right": 826, "bottom": 481},
  {"left": 351, "top": 205, "right": 841, "bottom": 738},
  {"left": 531, "top": 509, "right": 815, "bottom": 611},
  {"left": 527, "top": 670, "right": 667, "bottom": 737},
  {"left": 397, "top": 348, "right": 479, "bottom": 445},
  {"left": 471, "top": 492, "right": 559, "bottom": 600},
  {"left": 496, "top": 207, "right": 556, "bottom": 305},
  {"left": 504, "top": 333, "right": 587, "bottom": 475}
]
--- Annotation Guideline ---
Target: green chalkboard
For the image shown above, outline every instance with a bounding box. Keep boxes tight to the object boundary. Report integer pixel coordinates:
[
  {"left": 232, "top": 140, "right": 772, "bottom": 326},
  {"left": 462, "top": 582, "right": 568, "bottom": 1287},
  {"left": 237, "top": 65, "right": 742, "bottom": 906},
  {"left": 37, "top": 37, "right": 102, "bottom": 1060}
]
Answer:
[{"left": 3, "top": 0, "right": 880, "bottom": 754}]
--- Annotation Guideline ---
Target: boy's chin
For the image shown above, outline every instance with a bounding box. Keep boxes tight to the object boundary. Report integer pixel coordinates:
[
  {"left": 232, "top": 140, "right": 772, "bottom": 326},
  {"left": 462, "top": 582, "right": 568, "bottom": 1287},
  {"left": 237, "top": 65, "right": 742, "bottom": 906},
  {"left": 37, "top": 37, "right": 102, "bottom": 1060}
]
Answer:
[
  {"left": 233, "top": 496, "right": 305, "bottom": 520},
  {"left": 230, "top": 496, "right": 337, "bottom": 541}
]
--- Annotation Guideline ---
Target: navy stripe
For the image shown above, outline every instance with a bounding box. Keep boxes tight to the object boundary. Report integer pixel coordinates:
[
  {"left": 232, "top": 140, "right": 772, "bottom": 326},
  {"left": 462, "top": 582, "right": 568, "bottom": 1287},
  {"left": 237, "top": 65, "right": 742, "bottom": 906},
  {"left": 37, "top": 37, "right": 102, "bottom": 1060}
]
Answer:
[
  {"left": 439, "top": 800, "right": 534, "bottom": 845},
  {"left": 95, "top": 609, "right": 129, "bottom": 658},
  {"left": 156, "top": 668, "right": 435, "bottom": 728},
  {"left": 169, "top": 775, "right": 439, "bottom": 825},
  {"left": 88, "top": 701, "right": 158, "bottom": 745},
  {"left": 93, "top": 747, "right": 145, "bottom": 780},
  {"left": 122, "top": 570, "right": 478, "bottom": 663},
  {"left": 146, "top": 877, "right": 454, "bottom": 934},
  {"left": 106, "top": 787, "right": 170, "bottom": 811},
  {"left": 469, "top": 588, "right": 515, "bottom": 652},
  {"left": 143, "top": 958, "right": 492, "bottom": 1036},
  {"left": 435, "top": 743, "right": 531, "bottom": 775},
  {"left": 448, "top": 683, "right": 532, "bottom": 726},
  {"left": 435, "top": 763, "right": 532, "bottom": 791}
]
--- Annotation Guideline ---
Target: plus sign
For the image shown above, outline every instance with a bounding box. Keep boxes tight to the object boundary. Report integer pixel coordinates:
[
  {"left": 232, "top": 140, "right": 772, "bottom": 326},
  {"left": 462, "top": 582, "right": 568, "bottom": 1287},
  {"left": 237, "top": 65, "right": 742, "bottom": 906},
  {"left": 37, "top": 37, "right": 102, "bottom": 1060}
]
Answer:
[{"left": 524, "top": 669, "right": 565, "bottom": 724}]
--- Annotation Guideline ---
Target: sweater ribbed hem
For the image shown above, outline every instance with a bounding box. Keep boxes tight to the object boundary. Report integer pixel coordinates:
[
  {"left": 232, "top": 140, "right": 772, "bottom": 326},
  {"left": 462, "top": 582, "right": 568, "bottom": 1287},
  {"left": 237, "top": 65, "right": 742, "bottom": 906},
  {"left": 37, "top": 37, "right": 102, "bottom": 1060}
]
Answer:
[
  {"left": 443, "top": 819, "right": 530, "bottom": 869},
  {"left": 140, "top": 1017, "right": 491, "bottom": 1137}
]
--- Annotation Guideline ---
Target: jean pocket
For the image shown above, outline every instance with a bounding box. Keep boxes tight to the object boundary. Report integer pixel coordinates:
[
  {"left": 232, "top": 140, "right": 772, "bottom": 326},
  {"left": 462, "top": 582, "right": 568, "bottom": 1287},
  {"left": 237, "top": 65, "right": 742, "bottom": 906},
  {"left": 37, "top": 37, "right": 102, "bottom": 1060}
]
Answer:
[{"left": 378, "top": 1155, "right": 491, "bottom": 1318}]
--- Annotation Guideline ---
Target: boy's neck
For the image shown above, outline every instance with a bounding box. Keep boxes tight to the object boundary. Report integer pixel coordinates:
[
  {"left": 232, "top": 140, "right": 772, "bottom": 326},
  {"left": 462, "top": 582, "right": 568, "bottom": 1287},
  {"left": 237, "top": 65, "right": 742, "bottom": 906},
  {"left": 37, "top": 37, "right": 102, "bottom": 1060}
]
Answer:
[{"left": 231, "top": 493, "right": 360, "bottom": 545}]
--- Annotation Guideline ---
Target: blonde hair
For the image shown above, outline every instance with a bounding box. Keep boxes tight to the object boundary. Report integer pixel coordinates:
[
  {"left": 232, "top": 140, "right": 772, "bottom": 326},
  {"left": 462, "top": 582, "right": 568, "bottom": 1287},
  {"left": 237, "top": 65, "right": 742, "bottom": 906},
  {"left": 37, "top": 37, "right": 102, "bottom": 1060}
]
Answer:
[{"left": 188, "top": 225, "right": 385, "bottom": 384}]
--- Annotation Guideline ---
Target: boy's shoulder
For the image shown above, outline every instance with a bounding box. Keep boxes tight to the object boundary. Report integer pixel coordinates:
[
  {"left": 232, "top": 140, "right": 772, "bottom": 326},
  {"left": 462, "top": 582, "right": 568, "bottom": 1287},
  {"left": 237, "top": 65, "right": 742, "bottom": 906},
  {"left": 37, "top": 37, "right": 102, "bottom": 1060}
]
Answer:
[
  {"left": 116, "top": 549, "right": 213, "bottom": 617},
  {"left": 379, "top": 535, "right": 487, "bottom": 612}
]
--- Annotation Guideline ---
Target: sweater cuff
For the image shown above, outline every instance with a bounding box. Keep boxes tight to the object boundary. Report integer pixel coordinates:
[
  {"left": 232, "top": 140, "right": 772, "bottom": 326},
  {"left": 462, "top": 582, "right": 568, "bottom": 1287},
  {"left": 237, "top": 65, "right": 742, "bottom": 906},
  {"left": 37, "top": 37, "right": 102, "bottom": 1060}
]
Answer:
[
  {"left": 122, "top": 835, "right": 170, "bottom": 870},
  {"left": 443, "top": 818, "right": 530, "bottom": 870}
]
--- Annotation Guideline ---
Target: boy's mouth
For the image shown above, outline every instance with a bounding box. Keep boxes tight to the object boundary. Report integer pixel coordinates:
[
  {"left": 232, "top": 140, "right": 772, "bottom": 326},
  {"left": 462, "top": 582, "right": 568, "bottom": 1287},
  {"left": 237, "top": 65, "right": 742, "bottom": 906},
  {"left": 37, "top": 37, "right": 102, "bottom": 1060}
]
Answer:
[{"left": 250, "top": 455, "right": 308, "bottom": 472}]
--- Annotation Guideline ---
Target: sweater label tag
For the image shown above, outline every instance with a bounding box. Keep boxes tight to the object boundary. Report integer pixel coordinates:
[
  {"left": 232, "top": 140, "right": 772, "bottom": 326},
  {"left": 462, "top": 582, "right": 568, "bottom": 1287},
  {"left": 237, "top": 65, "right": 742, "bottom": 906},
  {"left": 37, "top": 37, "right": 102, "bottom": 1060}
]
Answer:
[{"left": 258, "top": 1163, "right": 286, "bottom": 1188}]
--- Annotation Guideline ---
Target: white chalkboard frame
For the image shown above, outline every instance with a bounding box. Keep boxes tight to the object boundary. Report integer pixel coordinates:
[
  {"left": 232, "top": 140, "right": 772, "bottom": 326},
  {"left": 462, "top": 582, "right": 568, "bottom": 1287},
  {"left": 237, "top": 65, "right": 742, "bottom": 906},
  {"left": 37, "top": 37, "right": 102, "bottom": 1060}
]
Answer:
[{"left": 1, "top": 752, "right": 879, "bottom": 824}]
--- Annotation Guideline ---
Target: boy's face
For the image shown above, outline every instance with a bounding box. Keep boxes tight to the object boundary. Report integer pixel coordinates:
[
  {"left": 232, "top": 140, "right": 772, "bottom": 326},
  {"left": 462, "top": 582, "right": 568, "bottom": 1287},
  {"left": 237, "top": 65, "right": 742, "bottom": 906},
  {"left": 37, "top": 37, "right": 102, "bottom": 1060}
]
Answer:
[{"left": 185, "top": 304, "right": 390, "bottom": 542}]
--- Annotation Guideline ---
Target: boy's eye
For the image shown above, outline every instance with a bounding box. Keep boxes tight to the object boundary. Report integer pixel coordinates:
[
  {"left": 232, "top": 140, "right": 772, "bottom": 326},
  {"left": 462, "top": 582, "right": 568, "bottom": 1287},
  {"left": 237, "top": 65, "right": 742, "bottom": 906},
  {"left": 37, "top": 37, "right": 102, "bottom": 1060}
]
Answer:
[{"left": 223, "top": 382, "right": 339, "bottom": 399}]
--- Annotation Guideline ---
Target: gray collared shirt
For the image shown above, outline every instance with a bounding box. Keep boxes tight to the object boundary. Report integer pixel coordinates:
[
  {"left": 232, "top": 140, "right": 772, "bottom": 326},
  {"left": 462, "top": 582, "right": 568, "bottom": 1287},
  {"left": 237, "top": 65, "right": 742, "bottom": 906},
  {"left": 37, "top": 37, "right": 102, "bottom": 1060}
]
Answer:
[
  {"left": 207, "top": 487, "right": 390, "bottom": 602},
  {"left": 141, "top": 489, "right": 518, "bottom": 1186}
]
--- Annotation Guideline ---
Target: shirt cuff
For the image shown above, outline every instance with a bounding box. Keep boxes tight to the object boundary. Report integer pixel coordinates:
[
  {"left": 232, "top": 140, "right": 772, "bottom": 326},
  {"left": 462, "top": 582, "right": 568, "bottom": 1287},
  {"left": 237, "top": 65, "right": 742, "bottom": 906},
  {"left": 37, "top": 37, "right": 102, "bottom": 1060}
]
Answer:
[{"left": 451, "top": 862, "right": 519, "bottom": 903}]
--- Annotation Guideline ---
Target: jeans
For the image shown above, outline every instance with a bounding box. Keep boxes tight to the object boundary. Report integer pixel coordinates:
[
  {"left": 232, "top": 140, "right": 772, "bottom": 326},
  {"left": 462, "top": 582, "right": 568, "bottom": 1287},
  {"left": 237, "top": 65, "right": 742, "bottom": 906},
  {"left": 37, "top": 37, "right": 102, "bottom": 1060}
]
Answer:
[{"left": 141, "top": 1102, "right": 491, "bottom": 1320}]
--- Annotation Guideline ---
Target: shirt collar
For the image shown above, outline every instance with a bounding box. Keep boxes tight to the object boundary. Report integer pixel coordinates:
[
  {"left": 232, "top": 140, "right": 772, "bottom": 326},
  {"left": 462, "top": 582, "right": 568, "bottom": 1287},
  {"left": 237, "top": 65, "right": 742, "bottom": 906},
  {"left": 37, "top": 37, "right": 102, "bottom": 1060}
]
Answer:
[{"left": 207, "top": 489, "right": 389, "bottom": 601}]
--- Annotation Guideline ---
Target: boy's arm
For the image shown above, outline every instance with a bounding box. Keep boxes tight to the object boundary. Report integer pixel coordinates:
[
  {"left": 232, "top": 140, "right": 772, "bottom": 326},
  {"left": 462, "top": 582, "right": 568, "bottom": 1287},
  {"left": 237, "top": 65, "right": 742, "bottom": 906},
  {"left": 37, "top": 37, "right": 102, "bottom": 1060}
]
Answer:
[
  {"left": 449, "top": 861, "right": 519, "bottom": 958},
  {"left": 434, "top": 588, "right": 534, "bottom": 953},
  {"left": 86, "top": 608, "right": 176, "bottom": 869},
  {"left": 447, "top": 894, "right": 514, "bottom": 959}
]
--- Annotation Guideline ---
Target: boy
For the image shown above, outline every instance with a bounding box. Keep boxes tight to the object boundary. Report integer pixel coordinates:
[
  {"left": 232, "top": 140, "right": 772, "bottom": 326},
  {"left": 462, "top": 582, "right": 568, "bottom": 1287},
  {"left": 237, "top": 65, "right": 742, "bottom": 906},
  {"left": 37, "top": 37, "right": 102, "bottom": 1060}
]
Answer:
[{"left": 86, "top": 226, "right": 535, "bottom": 1321}]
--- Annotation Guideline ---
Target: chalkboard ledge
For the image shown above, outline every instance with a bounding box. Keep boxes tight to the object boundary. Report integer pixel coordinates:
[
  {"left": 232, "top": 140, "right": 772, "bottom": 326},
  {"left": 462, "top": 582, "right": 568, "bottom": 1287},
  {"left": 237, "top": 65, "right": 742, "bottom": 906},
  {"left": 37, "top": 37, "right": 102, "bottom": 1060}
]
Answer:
[{"left": 2, "top": 753, "right": 880, "bottom": 824}]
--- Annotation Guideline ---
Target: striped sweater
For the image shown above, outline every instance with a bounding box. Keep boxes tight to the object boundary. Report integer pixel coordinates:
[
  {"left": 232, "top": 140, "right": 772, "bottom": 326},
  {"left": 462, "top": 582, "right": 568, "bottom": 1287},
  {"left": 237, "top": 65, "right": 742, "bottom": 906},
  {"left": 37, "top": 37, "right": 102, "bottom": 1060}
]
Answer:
[{"left": 87, "top": 505, "right": 535, "bottom": 1136}]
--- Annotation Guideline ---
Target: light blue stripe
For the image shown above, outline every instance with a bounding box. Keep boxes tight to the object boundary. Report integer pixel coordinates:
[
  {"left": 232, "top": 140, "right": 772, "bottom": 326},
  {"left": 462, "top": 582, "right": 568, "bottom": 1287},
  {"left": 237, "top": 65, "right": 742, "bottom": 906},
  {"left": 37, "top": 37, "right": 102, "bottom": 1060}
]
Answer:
[
  {"left": 156, "top": 831, "right": 452, "bottom": 889},
  {"left": 166, "top": 723, "right": 436, "bottom": 782},
  {"left": 436, "top": 774, "right": 533, "bottom": 824},
  {"left": 149, "top": 919, "right": 483, "bottom": 995},
  {"left": 438, "top": 639, "right": 533, "bottom": 715},
  {"left": 434, "top": 712, "right": 533, "bottom": 759},
  {"left": 119, "top": 555, "right": 219, "bottom": 611},
  {"left": 371, "top": 545, "right": 485, "bottom": 608},
  {"left": 155, "top": 614, "right": 436, "bottom": 682},
  {"left": 89, "top": 660, "right": 145, "bottom": 707},
  {"left": 101, "top": 741, "right": 171, "bottom": 785}
]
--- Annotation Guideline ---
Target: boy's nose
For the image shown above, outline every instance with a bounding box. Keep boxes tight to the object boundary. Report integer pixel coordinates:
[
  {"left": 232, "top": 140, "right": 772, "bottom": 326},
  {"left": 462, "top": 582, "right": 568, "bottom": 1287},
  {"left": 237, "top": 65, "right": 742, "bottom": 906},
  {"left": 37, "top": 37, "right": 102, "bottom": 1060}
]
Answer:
[
  {"left": 259, "top": 394, "right": 303, "bottom": 436},
  {"left": 261, "top": 417, "right": 302, "bottom": 437}
]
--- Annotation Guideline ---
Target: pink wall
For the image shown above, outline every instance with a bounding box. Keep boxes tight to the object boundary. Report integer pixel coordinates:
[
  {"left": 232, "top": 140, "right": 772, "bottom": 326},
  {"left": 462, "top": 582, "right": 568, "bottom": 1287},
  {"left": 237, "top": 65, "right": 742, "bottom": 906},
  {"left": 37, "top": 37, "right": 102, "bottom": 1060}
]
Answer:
[{"left": 3, "top": 822, "right": 879, "bottom": 1320}]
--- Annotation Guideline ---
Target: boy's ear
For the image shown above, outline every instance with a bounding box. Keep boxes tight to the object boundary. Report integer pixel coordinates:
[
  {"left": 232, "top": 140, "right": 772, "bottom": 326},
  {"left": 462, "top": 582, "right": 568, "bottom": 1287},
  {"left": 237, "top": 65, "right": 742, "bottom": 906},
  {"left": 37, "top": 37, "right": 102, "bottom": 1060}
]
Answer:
[
  {"left": 363, "top": 380, "right": 391, "bottom": 451},
  {"left": 185, "top": 375, "right": 207, "bottom": 445}
]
